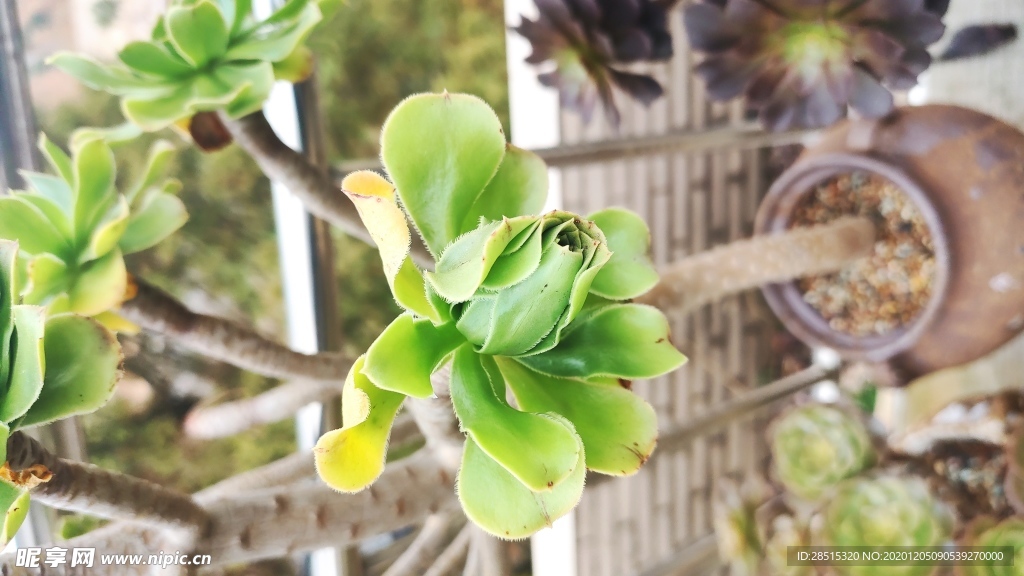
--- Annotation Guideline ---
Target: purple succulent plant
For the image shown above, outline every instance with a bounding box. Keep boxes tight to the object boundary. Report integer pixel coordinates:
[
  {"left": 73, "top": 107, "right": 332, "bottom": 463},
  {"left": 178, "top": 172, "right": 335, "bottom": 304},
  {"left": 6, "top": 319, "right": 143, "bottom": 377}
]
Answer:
[
  {"left": 515, "top": 0, "right": 674, "bottom": 126},
  {"left": 684, "top": 0, "right": 946, "bottom": 131}
]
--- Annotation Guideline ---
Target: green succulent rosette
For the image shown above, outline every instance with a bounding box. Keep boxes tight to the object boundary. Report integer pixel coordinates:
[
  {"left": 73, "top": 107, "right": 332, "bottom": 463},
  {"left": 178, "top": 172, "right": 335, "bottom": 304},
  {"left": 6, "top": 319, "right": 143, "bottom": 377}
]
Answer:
[
  {"left": 770, "top": 403, "right": 875, "bottom": 501},
  {"left": 49, "top": 0, "right": 323, "bottom": 133},
  {"left": 958, "top": 517, "right": 1024, "bottom": 576},
  {"left": 0, "top": 136, "right": 186, "bottom": 327},
  {"left": 314, "top": 92, "right": 686, "bottom": 539},
  {"left": 0, "top": 240, "right": 122, "bottom": 545},
  {"left": 823, "top": 475, "right": 954, "bottom": 576}
]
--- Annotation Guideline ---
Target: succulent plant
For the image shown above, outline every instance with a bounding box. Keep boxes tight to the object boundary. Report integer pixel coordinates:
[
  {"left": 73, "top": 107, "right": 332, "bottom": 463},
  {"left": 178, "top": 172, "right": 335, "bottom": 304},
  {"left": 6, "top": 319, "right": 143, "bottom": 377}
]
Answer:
[
  {"left": 823, "top": 475, "right": 954, "bottom": 576},
  {"left": 314, "top": 92, "right": 686, "bottom": 538},
  {"left": 958, "top": 516, "right": 1024, "bottom": 576},
  {"left": 514, "top": 0, "right": 671, "bottom": 126},
  {"left": 0, "top": 135, "right": 186, "bottom": 326},
  {"left": 49, "top": 0, "right": 323, "bottom": 135},
  {"left": 770, "top": 403, "right": 876, "bottom": 500},
  {"left": 763, "top": 515, "right": 814, "bottom": 576},
  {"left": 1004, "top": 426, "right": 1024, "bottom": 515},
  {"left": 713, "top": 477, "right": 773, "bottom": 575},
  {"left": 683, "top": 0, "right": 946, "bottom": 131},
  {"left": 0, "top": 240, "right": 122, "bottom": 545}
]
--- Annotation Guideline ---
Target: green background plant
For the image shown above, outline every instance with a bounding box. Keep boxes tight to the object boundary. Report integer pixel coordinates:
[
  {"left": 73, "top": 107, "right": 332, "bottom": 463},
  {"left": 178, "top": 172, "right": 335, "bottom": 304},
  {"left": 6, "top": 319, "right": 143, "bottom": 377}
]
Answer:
[{"left": 50, "top": 0, "right": 325, "bottom": 131}]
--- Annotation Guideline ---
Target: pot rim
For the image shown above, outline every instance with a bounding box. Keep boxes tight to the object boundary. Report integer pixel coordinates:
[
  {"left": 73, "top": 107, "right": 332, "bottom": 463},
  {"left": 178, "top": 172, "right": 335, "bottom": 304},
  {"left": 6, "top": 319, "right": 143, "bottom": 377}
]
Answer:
[{"left": 754, "top": 152, "right": 951, "bottom": 362}]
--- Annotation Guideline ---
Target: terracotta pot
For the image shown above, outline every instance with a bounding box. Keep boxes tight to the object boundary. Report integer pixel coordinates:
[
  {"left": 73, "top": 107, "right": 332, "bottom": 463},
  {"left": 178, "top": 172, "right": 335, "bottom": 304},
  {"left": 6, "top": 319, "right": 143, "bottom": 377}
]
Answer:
[{"left": 755, "top": 105, "right": 1024, "bottom": 378}]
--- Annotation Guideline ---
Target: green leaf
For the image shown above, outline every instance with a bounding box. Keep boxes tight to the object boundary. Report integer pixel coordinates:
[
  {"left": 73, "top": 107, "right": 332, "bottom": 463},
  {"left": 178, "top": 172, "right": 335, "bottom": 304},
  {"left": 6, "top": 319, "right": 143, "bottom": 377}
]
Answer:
[
  {"left": 121, "top": 86, "right": 193, "bottom": 131},
  {"left": 19, "top": 314, "right": 121, "bottom": 427},
  {"left": 47, "top": 53, "right": 179, "bottom": 98},
  {"left": 259, "top": 0, "right": 311, "bottom": 27},
  {"left": 341, "top": 171, "right": 437, "bottom": 320},
  {"left": 450, "top": 346, "right": 581, "bottom": 492},
  {"left": 82, "top": 196, "right": 130, "bottom": 263},
  {"left": 118, "top": 41, "right": 195, "bottom": 78},
  {"left": 362, "top": 314, "right": 465, "bottom": 398},
  {"left": 2, "top": 490, "right": 31, "bottom": 546},
  {"left": 119, "top": 194, "right": 188, "bottom": 254},
  {"left": 272, "top": 44, "right": 314, "bottom": 83},
  {"left": 217, "top": 62, "right": 276, "bottom": 118},
  {"left": 2, "top": 306, "right": 46, "bottom": 423},
  {"left": 231, "top": 0, "right": 252, "bottom": 34},
  {"left": 496, "top": 357, "right": 658, "bottom": 476},
  {"left": 126, "top": 140, "right": 177, "bottom": 205},
  {"left": 467, "top": 145, "right": 547, "bottom": 229},
  {"left": 20, "top": 172, "right": 74, "bottom": 220},
  {"left": 0, "top": 243, "right": 17, "bottom": 390},
  {"left": 314, "top": 356, "right": 405, "bottom": 492},
  {"left": 517, "top": 303, "right": 687, "bottom": 380},
  {"left": 165, "top": 0, "right": 230, "bottom": 68},
  {"left": 37, "top": 134, "right": 74, "bottom": 184},
  {"left": 588, "top": 208, "right": 659, "bottom": 300},
  {"left": 426, "top": 217, "right": 539, "bottom": 303},
  {"left": 226, "top": 2, "right": 321, "bottom": 62},
  {"left": 458, "top": 432, "right": 585, "bottom": 540},
  {"left": 380, "top": 93, "right": 507, "bottom": 255},
  {"left": 0, "top": 425, "right": 7, "bottom": 470},
  {"left": 70, "top": 123, "right": 144, "bottom": 150},
  {"left": 473, "top": 243, "right": 583, "bottom": 356},
  {"left": 0, "top": 197, "right": 70, "bottom": 258},
  {"left": 22, "top": 254, "right": 69, "bottom": 307},
  {"left": 72, "top": 138, "right": 117, "bottom": 240},
  {"left": 16, "top": 194, "right": 72, "bottom": 242},
  {"left": 67, "top": 249, "right": 127, "bottom": 317}
]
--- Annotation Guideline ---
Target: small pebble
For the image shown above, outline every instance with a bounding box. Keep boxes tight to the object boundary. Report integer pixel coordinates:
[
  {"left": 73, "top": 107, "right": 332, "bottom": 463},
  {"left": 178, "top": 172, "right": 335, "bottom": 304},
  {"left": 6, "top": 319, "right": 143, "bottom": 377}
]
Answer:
[{"left": 788, "top": 172, "right": 936, "bottom": 337}]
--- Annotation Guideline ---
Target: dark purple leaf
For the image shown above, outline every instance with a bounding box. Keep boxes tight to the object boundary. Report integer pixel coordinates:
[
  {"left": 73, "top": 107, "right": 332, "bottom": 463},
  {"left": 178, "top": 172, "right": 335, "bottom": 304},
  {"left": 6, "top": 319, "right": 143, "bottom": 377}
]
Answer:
[
  {"left": 924, "top": 0, "right": 950, "bottom": 17},
  {"left": 938, "top": 24, "right": 1018, "bottom": 62},
  {"left": 849, "top": 66, "right": 894, "bottom": 119},
  {"left": 613, "top": 28, "right": 654, "bottom": 61},
  {"left": 695, "top": 55, "right": 754, "bottom": 101},
  {"left": 609, "top": 69, "right": 664, "bottom": 105},
  {"left": 683, "top": 3, "right": 738, "bottom": 53}
]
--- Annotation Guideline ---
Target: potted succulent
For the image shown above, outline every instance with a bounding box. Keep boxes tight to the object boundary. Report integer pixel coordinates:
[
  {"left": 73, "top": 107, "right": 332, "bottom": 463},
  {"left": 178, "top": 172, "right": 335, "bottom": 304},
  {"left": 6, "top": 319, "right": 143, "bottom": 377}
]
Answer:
[
  {"left": 712, "top": 399, "right": 1024, "bottom": 576},
  {"left": 656, "top": 0, "right": 1024, "bottom": 378}
]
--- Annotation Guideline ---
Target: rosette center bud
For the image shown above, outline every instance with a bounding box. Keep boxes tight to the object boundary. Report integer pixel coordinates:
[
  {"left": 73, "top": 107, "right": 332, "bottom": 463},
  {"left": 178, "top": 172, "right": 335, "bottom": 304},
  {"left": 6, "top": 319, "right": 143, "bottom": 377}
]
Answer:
[{"left": 427, "top": 210, "right": 612, "bottom": 358}]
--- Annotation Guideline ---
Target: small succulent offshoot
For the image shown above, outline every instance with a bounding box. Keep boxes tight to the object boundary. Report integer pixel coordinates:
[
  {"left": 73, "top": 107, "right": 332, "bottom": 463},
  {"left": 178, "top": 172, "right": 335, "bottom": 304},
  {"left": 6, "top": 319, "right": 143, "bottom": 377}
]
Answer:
[
  {"left": 50, "top": 0, "right": 326, "bottom": 149},
  {"left": 958, "top": 516, "right": 1024, "bottom": 576},
  {"left": 683, "top": 0, "right": 946, "bottom": 131},
  {"left": 515, "top": 0, "right": 672, "bottom": 126},
  {"left": 0, "top": 241, "right": 122, "bottom": 546},
  {"left": 314, "top": 92, "right": 686, "bottom": 538},
  {"left": 823, "top": 475, "right": 954, "bottom": 576},
  {"left": 712, "top": 477, "right": 773, "bottom": 575},
  {"left": 0, "top": 136, "right": 187, "bottom": 330},
  {"left": 770, "top": 403, "right": 876, "bottom": 501}
]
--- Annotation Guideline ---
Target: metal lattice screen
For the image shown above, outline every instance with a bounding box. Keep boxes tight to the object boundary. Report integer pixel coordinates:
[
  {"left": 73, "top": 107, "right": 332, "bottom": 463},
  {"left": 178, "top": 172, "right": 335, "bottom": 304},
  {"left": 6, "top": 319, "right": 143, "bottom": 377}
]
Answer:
[{"left": 552, "top": 4, "right": 779, "bottom": 575}]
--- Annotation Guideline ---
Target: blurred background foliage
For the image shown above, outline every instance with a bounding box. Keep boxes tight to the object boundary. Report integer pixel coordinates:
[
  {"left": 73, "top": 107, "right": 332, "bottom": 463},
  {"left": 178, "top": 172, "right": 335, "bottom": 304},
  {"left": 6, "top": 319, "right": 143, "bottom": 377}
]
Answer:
[{"left": 34, "top": 0, "right": 510, "bottom": 495}]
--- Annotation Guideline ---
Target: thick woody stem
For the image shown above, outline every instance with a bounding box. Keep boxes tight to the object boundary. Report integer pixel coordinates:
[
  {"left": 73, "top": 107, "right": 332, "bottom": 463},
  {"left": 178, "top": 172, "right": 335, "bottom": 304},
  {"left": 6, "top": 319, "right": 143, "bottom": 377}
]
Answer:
[
  {"left": 183, "top": 380, "right": 341, "bottom": 439},
  {"left": 382, "top": 513, "right": 459, "bottom": 576},
  {"left": 194, "top": 451, "right": 316, "bottom": 502},
  {"left": 119, "top": 277, "right": 352, "bottom": 381},
  {"left": 196, "top": 450, "right": 457, "bottom": 565},
  {"left": 423, "top": 524, "right": 472, "bottom": 576},
  {"left": 6, "top": 432, "right": 208, "bottom": 537},
  {"left": 219, "top": 111, "right": 432, "bottom": 267},
  {"left": 638, "top": 216, "right": 877, "bottom": 314},
  {"left": 0, "top": 523, "right": 173, "bottom": 576},
  {"left": 468, "top": 527, "right": 510, "bottom": 576}
]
